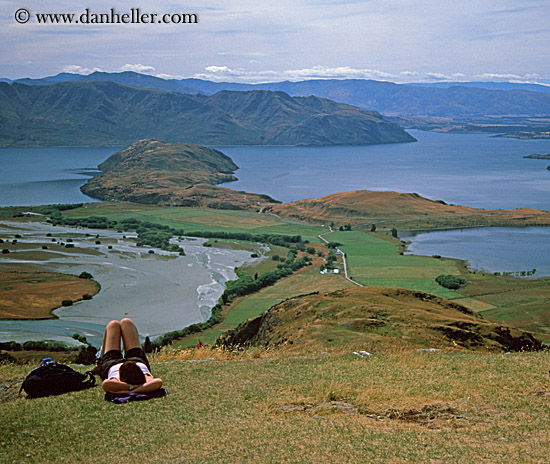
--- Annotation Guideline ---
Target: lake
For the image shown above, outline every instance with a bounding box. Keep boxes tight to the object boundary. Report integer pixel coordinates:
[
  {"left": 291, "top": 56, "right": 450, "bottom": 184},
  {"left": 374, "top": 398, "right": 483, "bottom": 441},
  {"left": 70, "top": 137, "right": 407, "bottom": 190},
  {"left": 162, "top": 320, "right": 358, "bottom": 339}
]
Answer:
[
  {"left": 1, "top": 132, "right": 550, "bottom": 285},
  {"left": 217, "top": 130, "right": 550, "bottom": 209},
  {"left": 0, "top": 146, "right": 120, "bottom": 206},
  {"left": 401, "top": 227, "right": 550, "bottom": 277}
]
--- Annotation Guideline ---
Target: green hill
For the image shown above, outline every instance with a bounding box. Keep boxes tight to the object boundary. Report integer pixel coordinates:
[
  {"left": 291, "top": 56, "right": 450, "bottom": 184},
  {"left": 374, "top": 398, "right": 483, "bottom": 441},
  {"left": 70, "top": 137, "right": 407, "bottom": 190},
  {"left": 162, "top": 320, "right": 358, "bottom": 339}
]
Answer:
[
  {"left": 218, "top": 286, "right": 543, "bottom": 353},
  {"left": 0, "top": 81, "right": 415, "bottom": 147},
  {"left": 80, "top": 139, "right": 279, "bottom": 207}
]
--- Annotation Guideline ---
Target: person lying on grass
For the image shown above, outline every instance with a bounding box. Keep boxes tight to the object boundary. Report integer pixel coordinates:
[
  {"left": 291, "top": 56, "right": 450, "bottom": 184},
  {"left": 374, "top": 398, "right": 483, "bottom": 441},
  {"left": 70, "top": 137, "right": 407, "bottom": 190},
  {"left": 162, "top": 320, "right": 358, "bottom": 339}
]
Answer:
[{"left": 99, "top": 318, "right": 163, "bottom": 394}]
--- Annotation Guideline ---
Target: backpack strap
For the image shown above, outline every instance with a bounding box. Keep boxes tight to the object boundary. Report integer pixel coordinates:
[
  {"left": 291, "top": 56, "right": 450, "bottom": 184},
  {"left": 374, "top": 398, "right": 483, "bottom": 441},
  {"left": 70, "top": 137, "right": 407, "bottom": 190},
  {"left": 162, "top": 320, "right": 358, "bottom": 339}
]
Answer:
[{"left": 81, "top": 371, "right": 96, "bottom": 389}]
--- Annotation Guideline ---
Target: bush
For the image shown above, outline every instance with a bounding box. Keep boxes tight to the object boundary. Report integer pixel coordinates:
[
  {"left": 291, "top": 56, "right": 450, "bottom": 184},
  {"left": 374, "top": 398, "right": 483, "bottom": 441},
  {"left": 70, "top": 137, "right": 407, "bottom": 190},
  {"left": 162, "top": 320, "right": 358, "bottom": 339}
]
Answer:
[
  {"left": 22, "top": 340, "right": 48, "bottom": 351},
  {"left": 79, "top": 271, "right": 93, "bottom": 279},
  {"left": 0, "top": 341, "right": 22, "bottom": 351},
  {"left": 72, "top": 333, "right": 88, "bottom": 344},
  {"left": 61, "top": 299, "right": 73, "bottom": 306},
  {"left": 0, "top": 352, "right": 16, "bottom": 363},
  {"left": 435, "top": 274, "right": 466, "bottom": 290},
  {"left": 82, "top": 294, "right": 93, "bottom": 300}
]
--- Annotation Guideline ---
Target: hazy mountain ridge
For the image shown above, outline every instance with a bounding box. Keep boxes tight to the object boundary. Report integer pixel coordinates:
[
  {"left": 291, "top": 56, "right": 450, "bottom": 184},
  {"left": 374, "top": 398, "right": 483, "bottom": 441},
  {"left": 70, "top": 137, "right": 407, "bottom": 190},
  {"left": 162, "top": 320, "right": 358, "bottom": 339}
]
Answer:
[
  {"left": 0, "top": 80, "right": 414, "bottom": 147},
  {"left": 10, "top": 71, "right": 550, "bottom": 121}
]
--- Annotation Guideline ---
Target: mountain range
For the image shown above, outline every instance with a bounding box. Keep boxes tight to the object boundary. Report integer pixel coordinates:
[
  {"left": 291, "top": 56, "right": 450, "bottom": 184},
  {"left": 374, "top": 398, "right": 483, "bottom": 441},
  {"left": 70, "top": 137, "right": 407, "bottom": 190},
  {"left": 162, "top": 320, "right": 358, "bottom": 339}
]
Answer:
[
  {"left": 0, "top": 80, "right": 414, "bottom": 147},
  {"left": 6, "top": 71, "right": 550, "bottom": 121}
]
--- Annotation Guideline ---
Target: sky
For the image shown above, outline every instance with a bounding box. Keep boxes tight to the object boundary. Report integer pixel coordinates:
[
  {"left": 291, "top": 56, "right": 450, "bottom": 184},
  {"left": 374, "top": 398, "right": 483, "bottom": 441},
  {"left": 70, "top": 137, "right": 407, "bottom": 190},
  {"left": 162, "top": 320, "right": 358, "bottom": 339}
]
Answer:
[{"left": 1, "top": 0, "right": 549, "bottom": 84}]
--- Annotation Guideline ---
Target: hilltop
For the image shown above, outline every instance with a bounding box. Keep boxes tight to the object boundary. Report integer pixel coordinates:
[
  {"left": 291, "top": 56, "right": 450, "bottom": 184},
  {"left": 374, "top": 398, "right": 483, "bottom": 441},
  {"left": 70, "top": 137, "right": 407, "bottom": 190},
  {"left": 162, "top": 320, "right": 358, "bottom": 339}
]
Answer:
[
  {"left": 218, "top": 286, "right": 543, "bottom": 353},
  {"left": 9, "top": 71, "right": 550, "bottom": 136},
  {"left": 0, "top": 81, "right": 414, "bottom": 147},
  {"left": 80, "top": 139, "right": 279, "bottom": 207},
  {"left": 270, "top": 190, "right": 550, "bottom": 229}
]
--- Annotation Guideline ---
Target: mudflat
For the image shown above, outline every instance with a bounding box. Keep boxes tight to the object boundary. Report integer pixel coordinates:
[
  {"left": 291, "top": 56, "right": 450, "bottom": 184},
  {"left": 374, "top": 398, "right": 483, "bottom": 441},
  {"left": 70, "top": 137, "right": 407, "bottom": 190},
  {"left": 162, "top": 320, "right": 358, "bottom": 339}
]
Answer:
[{"left": 0, "top": 220, "right": 261, "bottom": 346}]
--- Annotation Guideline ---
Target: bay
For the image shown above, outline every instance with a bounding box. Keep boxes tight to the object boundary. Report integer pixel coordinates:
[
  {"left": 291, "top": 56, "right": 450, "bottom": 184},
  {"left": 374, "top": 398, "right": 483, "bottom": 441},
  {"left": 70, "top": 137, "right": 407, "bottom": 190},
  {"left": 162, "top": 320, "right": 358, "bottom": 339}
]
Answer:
[
  {"left": 1, "top": 132, "right": 550, "bottom": 344},
  {"left": 401, "top": 227, "right": 550, "bottom": 277},
  {"left": 217, "top": 130, "right": 550, "bottom": 209},
  {"left": 0, "top": 146, "right": 120, "bottom": 206}
]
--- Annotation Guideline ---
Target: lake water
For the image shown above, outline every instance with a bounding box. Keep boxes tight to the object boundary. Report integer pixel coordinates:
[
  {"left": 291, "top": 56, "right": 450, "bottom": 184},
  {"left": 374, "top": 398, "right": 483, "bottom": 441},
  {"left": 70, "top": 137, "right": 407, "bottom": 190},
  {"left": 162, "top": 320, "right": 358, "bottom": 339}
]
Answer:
[
  {"left": 218, "top": 130, "right": 550, "bottom": 209},
  {"left": 0, "top": 146, "right": 120, "bottom": 206},
  {"left": 401, "top": 227, "right": 550, "bottom": 277},
  {"left": 1, "top": 131, "right": 550, "bottom": 342}
]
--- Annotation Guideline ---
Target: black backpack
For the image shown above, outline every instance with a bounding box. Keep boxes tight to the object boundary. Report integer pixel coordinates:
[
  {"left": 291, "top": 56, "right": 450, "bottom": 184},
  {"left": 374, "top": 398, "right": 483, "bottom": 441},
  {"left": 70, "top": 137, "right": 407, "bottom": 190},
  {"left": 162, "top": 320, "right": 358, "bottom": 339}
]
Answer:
[{"left": 20, "top": 358, "right": 96, "bottom": 398}]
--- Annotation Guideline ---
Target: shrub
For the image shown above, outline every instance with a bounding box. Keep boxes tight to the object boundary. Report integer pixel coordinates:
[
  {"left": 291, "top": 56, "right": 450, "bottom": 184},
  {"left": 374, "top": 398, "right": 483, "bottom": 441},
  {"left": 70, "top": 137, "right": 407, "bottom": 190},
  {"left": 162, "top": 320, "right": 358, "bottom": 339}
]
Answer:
[
  {"left": 0, "top": 341, "right": 22, "bottom": 351},
  {"left": 79, "top": 271, "right": 93, "bottom": 279},
  {"left": 0, "top": 352, "right": 16, "bottom": 363},
  {"left": 82, "top": 294, "right": 93, "bottom": 300},
  {"left": 435, "top": 274, "right": 466, "bottom": 290},
  {"left": 72, "top": 333, "right": 88, "bottom": 344},
  {"left": 61, "top": 299, "right": 73, "bottom": 306},
  {"left": 22, "top": 340, "right": 48, "bottom": 351}
]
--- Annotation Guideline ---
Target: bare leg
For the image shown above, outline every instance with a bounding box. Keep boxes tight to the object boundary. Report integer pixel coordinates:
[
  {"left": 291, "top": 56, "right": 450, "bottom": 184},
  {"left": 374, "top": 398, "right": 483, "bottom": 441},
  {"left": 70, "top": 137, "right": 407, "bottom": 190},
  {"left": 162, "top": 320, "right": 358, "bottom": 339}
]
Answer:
[
  {"left": 102, "top": 320, "right": 122, "bottom": 353},
  {"left": 120, "top": 318, "right": 141, "bottom": 352}
]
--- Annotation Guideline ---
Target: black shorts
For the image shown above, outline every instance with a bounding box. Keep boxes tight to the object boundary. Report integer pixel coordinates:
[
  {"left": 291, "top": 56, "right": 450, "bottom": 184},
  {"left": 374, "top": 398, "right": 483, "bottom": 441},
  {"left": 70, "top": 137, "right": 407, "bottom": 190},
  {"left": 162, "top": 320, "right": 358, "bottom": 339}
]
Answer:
[{"left": 99, "top": 347, "right": 151, "bottom": 380}]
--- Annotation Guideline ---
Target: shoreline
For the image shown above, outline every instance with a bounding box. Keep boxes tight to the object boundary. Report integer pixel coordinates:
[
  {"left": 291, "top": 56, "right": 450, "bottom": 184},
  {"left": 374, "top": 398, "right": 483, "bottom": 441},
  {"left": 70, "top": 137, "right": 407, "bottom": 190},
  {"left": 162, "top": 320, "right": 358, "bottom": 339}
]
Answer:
[{"left": 0, "top": 220, "right": 261, "bottom": 347}]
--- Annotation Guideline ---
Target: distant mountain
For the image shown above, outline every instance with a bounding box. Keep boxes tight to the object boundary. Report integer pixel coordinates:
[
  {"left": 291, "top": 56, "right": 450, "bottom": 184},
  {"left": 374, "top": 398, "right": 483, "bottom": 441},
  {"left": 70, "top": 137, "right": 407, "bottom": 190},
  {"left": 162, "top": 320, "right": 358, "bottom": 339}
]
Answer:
[
  {"left": 235, "top": 79, "right": 550, "bottom": 118},
  {"left": 11, "top": 71, "right": 550, "bottom": 121},
  {"left": 15, "top": 71, "right": 199, "bottom": 95},
  {"left": 0, "top": 81, "right": 414, "bottom": 147},
  {"left": 409, "top": 81, "right": 550, "bottom": 94}
]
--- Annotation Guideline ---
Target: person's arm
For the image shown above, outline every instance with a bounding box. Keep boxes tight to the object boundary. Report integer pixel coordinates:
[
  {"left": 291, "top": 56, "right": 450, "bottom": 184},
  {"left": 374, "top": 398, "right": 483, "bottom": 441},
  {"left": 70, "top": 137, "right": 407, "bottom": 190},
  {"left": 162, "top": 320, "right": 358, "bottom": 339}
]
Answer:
[
  {"left": 102, "top": 376, "right": 163, "bottom": 394},
  {"left": 102, "top": 378, "right": 132, "bottom": 394},
  {"left": 132, "top": 375, "right": 163, "bottom": 393}
]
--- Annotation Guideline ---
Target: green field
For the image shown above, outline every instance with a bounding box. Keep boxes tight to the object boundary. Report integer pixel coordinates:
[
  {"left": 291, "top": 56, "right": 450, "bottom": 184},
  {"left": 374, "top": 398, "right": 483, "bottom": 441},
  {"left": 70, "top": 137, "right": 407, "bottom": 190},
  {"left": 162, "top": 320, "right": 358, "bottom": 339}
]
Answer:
[
  {"left": 5, "top": 203, "right": 550, "bottom": 344},
  {"left": 329, "top": 230, "right": 464, "bottom": 298},
  {"left": 63, "top": 203, "right": 325, "bottom": 242}
]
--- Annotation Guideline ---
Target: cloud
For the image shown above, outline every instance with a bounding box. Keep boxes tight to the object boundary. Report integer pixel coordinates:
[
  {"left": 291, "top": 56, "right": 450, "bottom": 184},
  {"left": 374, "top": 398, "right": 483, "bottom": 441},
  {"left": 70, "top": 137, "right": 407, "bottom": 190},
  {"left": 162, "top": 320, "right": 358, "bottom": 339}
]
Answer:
[
  {"left": 425, "top": 72, "right": 467, "bottom": 81},
  {"left": 477, "top": 72, "right": 544, "bottom": 81},
  {"left": 195, "top": 65, "right": 399, "bottom": 82},
  {"left": 61, "top": 65, "right": 103, "bottom": 75},
  {"left": 119, "top": 64, "right": 156, "bottom": 74}
]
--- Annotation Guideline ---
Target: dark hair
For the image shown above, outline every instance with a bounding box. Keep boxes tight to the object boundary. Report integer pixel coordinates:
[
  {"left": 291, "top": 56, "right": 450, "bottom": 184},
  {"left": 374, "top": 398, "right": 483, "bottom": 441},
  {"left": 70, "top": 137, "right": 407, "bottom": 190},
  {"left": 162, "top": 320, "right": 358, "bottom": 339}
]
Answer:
[{"left": 119, "top": 360, "right": 146, "bottom": 385}]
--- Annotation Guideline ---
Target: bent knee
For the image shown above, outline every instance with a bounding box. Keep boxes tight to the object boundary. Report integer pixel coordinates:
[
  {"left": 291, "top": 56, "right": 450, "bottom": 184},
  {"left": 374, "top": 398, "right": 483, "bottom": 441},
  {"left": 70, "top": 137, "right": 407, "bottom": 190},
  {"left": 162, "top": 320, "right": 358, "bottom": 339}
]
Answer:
[{"left": 106, "top": 320, "right": 121, "bottom": 330}]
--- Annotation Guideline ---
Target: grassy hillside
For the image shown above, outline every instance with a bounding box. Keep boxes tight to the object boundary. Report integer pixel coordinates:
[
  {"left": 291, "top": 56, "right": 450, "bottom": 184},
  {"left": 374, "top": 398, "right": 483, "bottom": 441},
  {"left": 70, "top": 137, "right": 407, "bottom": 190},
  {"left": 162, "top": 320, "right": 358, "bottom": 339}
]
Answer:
[
  {"left": 219, "top": 286, "right": 542, "bottom": 353},
  {"left": 79, "top": 140, "right": 279, "bottom": 207},
  {"left": 2, "top": 348, "right": 550, "bottom": 463},
  {"left": 39, "top": 203, "right": 550, "bottom": 342},
  {"left": 270, "top": 190, "right": 550, "bottom": 229},
  {"left": 0, "top": 81, "right": 415, "bottom": 147}
]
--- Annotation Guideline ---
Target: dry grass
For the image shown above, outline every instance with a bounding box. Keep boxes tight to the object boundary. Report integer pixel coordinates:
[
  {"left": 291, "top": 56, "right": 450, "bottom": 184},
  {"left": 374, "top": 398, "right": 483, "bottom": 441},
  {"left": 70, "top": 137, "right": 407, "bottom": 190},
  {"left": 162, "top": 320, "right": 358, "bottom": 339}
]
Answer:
[
  {"left": 2, "top": 347, "right": 550, "bottom": 463},
  {"left": 0, "top": 270, "right": 99, "bottom": 319}
]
